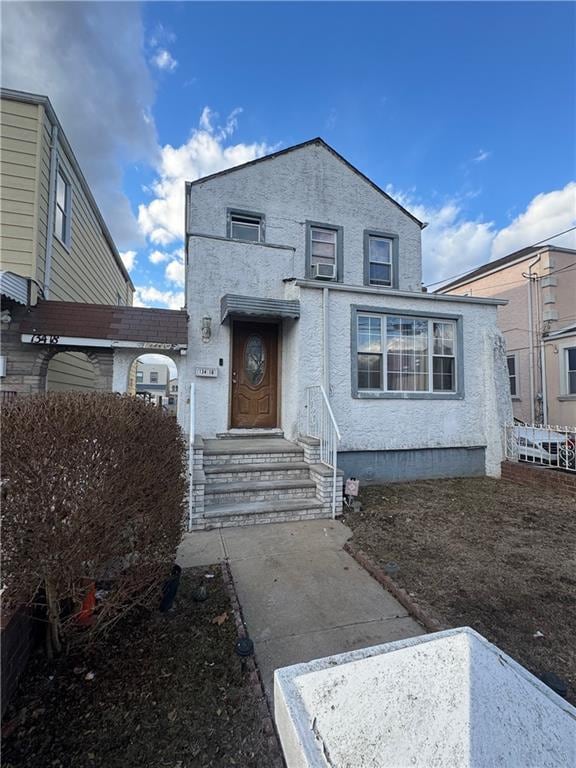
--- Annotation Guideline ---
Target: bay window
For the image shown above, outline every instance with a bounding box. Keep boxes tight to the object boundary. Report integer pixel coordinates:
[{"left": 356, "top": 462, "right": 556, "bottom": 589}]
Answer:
[{"left": 354, "top": 309, "right": 462, "bottom": 397}]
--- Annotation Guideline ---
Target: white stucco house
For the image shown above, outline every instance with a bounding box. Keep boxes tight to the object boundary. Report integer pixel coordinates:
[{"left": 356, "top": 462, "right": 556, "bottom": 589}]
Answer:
[{"left": 182, "top": 138, "right": 511, "bottom": 528}]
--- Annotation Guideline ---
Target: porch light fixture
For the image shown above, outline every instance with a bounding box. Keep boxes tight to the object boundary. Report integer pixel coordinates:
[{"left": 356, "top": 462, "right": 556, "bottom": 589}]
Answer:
[{"left": 201, "top": 315, "right": 212, "bottom": 343}]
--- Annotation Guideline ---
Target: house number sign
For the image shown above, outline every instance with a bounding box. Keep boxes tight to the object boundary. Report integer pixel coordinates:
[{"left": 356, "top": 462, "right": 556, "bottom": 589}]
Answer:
[{"left": 195, "top": 366, "right": 218, "bottom": 378}]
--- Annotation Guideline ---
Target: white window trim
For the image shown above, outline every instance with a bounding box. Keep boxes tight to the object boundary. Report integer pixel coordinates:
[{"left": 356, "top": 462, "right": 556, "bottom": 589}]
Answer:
[
  {"left": 506, "top": 352, "right": 520, "bottom": 399},
  {"left": 367, "top": 235, "right": 393, "bottom": 287},
  {"left": 54, "top": 163, "right": 72, "bottom": 249},
  {"left": 561, "top": 344, "right": 576, "bottom": 396},
  {"left": 227, "top": 209, "right": 265, "bottom": 243}
]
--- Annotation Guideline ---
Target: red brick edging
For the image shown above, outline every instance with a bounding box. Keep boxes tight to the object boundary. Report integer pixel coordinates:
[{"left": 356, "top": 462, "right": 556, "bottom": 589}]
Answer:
[
  {"left": 501, "top": 461, "right": 576, "bottom": 497},
  {"left": 343, "top": 542, "right": 447, "bottom": 634},
  {"left": 220, "top": 562, "right": 286, "bottom": 768}
]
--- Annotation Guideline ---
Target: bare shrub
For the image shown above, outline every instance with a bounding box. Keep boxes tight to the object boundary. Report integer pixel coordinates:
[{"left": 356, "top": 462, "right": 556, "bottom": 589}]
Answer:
[{"left": 2, "top": 392, "right": 186, "bottom": 654}]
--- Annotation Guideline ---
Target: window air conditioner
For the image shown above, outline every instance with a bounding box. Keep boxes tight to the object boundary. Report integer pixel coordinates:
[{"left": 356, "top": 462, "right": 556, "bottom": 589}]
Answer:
[{"left": 311, "top": 263, "right": 336, "bottom": 280}]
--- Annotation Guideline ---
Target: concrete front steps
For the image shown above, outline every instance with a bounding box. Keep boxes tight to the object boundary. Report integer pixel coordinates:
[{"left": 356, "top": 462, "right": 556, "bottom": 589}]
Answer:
[{"left": 190, "top": 434, "right": 341, "bottom": 529}]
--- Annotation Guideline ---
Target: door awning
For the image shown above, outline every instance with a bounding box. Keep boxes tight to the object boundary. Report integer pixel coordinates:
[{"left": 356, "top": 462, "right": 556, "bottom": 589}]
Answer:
[
  {"left": 0, "top": 271, "right": 29, "bottom": 305},
  {"left": 220, "top": 294, "right": 300, "bottom": 323}
]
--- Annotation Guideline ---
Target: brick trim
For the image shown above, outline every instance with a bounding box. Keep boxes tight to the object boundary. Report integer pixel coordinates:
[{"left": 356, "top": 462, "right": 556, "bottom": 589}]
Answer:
[
  {"left": 343, "top": 542, "right": 446, "bottom": 633},
  {"left": 220, "top": 562, "right": 286, "bottom": 768},
  {"left": 501, "top": 461, "right": 576, "bottom": 497}
]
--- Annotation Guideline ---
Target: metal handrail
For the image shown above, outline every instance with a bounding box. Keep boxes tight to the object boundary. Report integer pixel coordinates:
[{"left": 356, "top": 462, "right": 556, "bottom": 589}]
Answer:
[
  {"left": 304, "top": 385, "right": 341, "bottom": 518},
  {"left": 187, "top": 382, "right": 196, "bottom": 531}
]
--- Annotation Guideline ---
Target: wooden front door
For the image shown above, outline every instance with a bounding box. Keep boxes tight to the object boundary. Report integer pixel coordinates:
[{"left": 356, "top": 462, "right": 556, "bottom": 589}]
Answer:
[{"left": 231, "top": 322, "right": 278, "bottom": 428}]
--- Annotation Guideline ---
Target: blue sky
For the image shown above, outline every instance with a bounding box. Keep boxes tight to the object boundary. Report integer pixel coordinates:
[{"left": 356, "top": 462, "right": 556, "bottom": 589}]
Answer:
[{"left": 3, "top": 2, "right": 575, "bottom": 307}]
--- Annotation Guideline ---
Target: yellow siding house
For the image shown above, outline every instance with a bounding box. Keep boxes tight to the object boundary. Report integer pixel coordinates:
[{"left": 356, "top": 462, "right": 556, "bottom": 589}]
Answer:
[{"left": 0, "top": 88, "right": 134, "bottom": 391}]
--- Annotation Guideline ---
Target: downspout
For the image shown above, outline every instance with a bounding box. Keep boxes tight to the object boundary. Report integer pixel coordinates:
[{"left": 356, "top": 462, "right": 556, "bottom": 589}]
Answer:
[
  {"left": 43, "top": 121, "right": 59, "bottom": 299},
  {"left": 525, "top": 253, "right": 541, "bottom": 424},
  {"left": 540, "top": 338, "right": 548, "bottom": 425},
  {"left": 322, "top": 286, "right": 329, "bottom": 393}
]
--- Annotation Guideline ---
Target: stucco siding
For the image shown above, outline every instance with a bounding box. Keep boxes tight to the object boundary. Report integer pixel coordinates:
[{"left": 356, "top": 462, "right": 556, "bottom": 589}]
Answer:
[
  {"left": 289, "top": 286, "right": 508, "bottom": 476},
  {"left": 0, "top": 99, "right": 41, "bottom": 279},
  {"left": 187, "top": 143, "right": 422, "bottom": 292},
  {"left": 186, "top": 235, "right": 296, "bottom": 435}
]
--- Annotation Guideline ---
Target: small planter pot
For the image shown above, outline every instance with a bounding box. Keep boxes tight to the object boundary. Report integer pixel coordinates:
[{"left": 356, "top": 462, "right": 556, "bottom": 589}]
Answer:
[{"left": 160, "top": 564, "right": 182, "bottom": 612}]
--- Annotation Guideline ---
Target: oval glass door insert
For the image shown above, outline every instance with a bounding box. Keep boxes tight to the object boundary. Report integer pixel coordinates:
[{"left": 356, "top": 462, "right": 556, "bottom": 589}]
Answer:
[{"left": 244, "top": 335, "right": 266, "bottom": 386}]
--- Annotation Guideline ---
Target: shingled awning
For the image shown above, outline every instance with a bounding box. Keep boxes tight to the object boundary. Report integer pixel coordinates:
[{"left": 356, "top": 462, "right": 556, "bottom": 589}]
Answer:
[
  {"left": 220, "top": 294, "right": 300, "bottom": 323},
  {"left": 20, "top": 300, "right": 188, "bottom": 349}
]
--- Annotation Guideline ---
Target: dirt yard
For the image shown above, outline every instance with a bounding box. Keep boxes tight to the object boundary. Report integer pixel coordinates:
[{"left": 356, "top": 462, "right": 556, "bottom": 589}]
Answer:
[
  {"left": 2, "top": 567, "right": 275, "bottom": 767},
  {"left": 344, "top": 477, "right": 576, "bottom": 704}
]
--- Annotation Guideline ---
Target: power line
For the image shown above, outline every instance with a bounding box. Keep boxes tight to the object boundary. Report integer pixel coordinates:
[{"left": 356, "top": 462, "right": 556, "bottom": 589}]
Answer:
[{"left": 427, "top": 225, "right": 576, "bottom": 289}]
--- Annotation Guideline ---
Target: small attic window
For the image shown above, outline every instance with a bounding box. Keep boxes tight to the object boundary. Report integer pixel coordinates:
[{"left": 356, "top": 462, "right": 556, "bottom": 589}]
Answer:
[{"left": 228, "top": 210, "right": 264, "bottom": 242}]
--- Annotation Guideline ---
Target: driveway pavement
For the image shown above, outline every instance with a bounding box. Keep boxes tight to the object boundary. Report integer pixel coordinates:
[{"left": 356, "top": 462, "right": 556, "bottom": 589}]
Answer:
[{"left": 177, "top": 520, "right": 424, "bottom": 701}]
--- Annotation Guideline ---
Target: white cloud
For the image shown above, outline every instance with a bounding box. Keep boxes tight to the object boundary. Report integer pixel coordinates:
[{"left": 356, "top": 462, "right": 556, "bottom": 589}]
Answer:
[
  {"left": 138, "top": 109, "right": 274, "bottom": 246},
  {"left": 151, "top": 49, "right": 178, "bottom": 72},
  {"left": 472, "top": 149, "right": 491, "bottom": 164},
  {"left": 491, "top": 182, "right": 576, "bottom": 259},
  {"left": 165, "top": 259, "right": 185, "bottom": 286},
  {"left": 149, "top": 249, "right": 171, "bottom": 264},
  {"left": 119, "top": 250, "right": 137, "bottom": 271},
  {"left": 390, "top": 182, "right": 576, "bottom": 286},
  {"left": 133, "top": 286, "right": 184, "bottom": 310},
  {"left": 1, "top": 3, "right": 157, "bottom": 248}
]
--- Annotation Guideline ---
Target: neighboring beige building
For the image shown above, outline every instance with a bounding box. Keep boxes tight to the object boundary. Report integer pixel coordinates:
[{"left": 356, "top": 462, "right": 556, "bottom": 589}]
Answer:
[
  {"left": 0, "top": 88, "right": 134, "bottom": 393},
  {"left": 135, "top": 362, "right": 170, "bottom": 406},
  {"left": 440, "top": 245, "right": 576, "bottom": 427}
]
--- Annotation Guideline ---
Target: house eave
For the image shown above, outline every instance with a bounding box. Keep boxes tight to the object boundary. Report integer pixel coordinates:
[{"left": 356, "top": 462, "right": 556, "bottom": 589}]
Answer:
[{"left": 293, "top": 280, "right": 508, "bottom": 306}]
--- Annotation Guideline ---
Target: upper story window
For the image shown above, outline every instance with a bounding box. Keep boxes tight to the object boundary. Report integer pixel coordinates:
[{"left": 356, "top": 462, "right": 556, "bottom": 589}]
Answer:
[
  {"left": 367, "top": 236, "right": 392, "bottom": 286},
  {"left": 150, "top": 371, "right": 159, "bottom": 384},
  {"left": 306, "top": 221, "right": 343, "bottom": 281},
  {"left": 171, "top": 383, "right": 178, "bottom": 392},
  {"left": 228, "top": 210, "right": 264, "bottom": 242},
  {"left": 136, "top": 371, "right": 143, "bottom": 383},
  {"left": 363, "top": 230, "right": 399, "bottom": 289},
  {"left": 354, "top": 310, "right": 461, "bottom": 398},
  {"left": 565, "top": 347, "right": 576, "bottom": 394},
  {"left": 54, "top": 166, "right": 71, "bottom": 247},
  {"left": 507, "top": 355, "right": 518, "bottom": 397}
]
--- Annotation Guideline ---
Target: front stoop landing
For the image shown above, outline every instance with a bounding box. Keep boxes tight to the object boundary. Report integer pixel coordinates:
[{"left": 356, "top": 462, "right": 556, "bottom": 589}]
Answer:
[{"left": 189, "top": 435, "right": 343, "bottom": 529}]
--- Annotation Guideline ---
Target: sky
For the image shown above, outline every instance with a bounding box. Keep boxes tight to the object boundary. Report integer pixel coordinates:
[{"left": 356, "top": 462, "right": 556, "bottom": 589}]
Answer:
[{"left": 2, "top": 1, "right": 575, "bottom": 311}]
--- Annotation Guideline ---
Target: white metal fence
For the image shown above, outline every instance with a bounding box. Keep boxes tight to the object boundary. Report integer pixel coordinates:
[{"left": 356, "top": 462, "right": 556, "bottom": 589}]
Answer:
[
  {"left": 304, "top": 385, "right": 341, "bottom": 518},
  {"left": 504, "top": 423, "right": 576, "bottom": 473}
]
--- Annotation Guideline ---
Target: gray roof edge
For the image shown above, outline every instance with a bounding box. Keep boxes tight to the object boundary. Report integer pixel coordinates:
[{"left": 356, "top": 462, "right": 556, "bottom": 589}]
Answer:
[
  {"left": 186, "top": 137, "right": 425, "bottom": 229},
  {"left": 436, "top": 244, "right": 576, "bottom": 292},
  {"left": 0, "top": 87, "right": 135, "bottom": 292}
]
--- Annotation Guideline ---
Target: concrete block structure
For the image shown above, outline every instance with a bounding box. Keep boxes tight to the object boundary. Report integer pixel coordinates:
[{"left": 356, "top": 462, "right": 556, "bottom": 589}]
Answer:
[{"left": 274, "top": 628, "right": 576, "bottom": 767}]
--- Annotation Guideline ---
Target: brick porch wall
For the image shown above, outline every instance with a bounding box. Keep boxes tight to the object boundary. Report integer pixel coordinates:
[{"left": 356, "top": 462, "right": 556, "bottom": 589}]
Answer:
[{"left": 501, "top": 460, "right": 576, "bottom": 497}]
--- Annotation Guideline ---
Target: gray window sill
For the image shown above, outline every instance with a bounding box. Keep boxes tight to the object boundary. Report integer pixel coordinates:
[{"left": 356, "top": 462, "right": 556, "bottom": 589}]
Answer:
[
  {"left": 354, "top": 391, "right": 464, "bottom": 401},
  {"left": 557, "top": 395, "right": 576, "bottom": 401},
  {"left": 511, "top": 396, "right": 521, "bottom": 401}
]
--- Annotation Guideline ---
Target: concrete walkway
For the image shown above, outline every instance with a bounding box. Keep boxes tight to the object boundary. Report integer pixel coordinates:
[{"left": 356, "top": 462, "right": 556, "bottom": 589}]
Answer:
[{"left": 177, "top": 520, "right": 424, "bottom": 701}]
